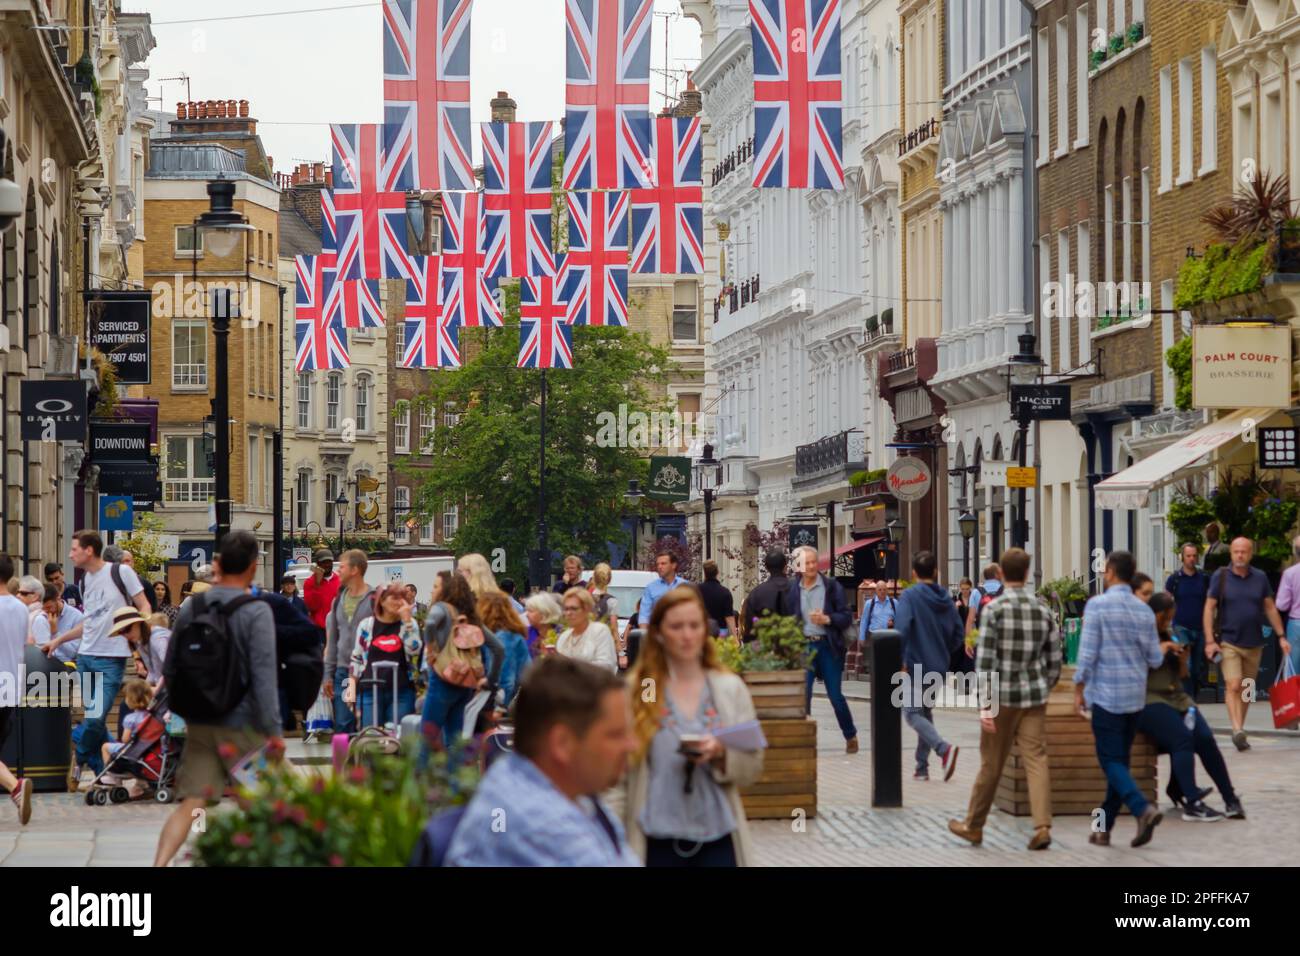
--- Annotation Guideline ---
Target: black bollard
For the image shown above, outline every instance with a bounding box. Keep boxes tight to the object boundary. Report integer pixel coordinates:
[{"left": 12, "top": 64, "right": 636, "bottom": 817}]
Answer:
[{"left": 869, "top": 629, "right": 902, "bottom": 807}]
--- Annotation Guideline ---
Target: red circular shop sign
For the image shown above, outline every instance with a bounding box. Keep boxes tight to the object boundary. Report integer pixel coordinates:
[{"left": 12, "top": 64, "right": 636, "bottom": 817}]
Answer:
[{"left": 886, "top": 457, "right": 932, "bottom": 502}]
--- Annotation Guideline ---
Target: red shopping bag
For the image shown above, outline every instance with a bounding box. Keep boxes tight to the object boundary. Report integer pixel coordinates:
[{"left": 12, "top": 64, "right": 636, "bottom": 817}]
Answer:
[{"left": 1270, "top": 657, "right": 1300, "bottom": 730}]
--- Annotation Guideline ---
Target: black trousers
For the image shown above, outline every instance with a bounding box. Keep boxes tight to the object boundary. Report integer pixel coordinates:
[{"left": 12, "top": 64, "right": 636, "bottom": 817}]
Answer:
[{"left": 644, "top": 834, "right": 738, "bottom": 868}]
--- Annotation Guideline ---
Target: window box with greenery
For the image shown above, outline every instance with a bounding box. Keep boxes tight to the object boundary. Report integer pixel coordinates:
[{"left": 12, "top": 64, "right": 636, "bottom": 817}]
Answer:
[
  {"left": 1089, "top": 47, "right": 1108, "bottom": 71},
  {"left": 1126, "top": 21, "right": 1145, "bottom": 46},
  {"left": 1108, "top": 33, "right": 1125, "bottom": 56}
]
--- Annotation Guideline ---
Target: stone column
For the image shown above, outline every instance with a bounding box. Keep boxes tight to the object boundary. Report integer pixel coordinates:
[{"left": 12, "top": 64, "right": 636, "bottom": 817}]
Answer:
[{"left": 1008, "top": 171, "right": 1024, "bottom": 316}]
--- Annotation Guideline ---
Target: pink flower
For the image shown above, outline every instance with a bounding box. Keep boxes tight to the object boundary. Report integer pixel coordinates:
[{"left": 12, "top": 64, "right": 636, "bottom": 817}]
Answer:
[
  {"left": 329, "top": 853, "right": 345, "bottom": 867},
  {"left": 313, "top": 818, "right": 327, "bottom": 834},
  {"left": 311, "top": 777, "right": 326, "bottom": 795},
  {"left": 348, "top": 766, "right": 368, "bottom": 784},
  {"left": 290, "top": 807, "right": 308, "bottom": 826},
  {"left": 231, "top": 832, "right": 252, "bottom": 848}
]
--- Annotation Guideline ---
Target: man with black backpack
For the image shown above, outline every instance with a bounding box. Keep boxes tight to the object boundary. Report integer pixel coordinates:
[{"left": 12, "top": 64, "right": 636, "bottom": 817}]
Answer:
[
  {"left": 965, "top": 564, "right": 1005, "bottom": 636},
  {"left": 155, "top": 530, "right": 280, "bottom": 867},
  {"left": 43, "top": 531, "right": 153, "bottom": 784}
]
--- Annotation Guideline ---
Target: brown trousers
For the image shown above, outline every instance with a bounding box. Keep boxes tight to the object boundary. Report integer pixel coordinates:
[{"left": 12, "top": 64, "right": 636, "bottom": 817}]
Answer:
[{"left": 964, "top": 704, "right": 1051, "bottom": 831}]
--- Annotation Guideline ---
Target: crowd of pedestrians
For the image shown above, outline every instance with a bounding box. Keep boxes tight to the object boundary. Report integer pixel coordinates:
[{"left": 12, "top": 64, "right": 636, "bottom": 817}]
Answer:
[{"left": 0, "top": 520, "right": 1289, "bottom": 868}]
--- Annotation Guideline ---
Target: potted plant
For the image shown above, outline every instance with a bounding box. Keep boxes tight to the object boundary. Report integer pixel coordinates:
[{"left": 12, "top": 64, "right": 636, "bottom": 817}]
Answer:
[
  {"left": 193, "top": 748, "right": 478, "bottom": 867},
  {"left": 1039, "top": 575, "right": 1089, "bottom": 628},
  {"left": 1126, "top": 21, "right": 1145, "bottom": 45},
  {"left": 1108, "top": 33, "right": 1125, "bottom": 56},
  {"left": 1089, "top": 46, "right": 1108, "bottom": 71},
  {"left": 716, "top": 611, "right": 812, "bottom": 719}
]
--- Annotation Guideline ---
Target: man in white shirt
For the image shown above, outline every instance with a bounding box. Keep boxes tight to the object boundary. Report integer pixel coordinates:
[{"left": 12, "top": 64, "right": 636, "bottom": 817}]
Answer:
[
  {"left": 43, "top": 531, "right": 152, "bottom": 780},
  {"left": 30, "top": 584, "right": 84, "bottom": 664},
  {"left": 0, "top": 553, "right": 34, "bottom": 824}
]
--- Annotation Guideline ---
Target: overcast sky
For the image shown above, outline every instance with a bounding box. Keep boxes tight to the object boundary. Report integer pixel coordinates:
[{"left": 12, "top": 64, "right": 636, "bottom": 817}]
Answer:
[{"left": 127, "top": 0, "right": 702, "bottom": 173}]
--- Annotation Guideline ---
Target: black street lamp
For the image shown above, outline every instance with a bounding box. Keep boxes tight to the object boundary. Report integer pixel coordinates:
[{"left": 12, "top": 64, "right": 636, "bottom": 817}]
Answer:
[
  {"left": 958, "top": 507, "right": 978, "bottom": 580},
  {"left": 624, "top": 479, "right": 645, "bottom": 570},
  {"left": 195, "top": 178, "right": 254, "bottom": 552},
  {"left": 1007, "top": 330, "right": 1043, "bottom": 550},
  {"left": 696, "top": 443, "right": 723, "bottom": 560},
  {"left": 334, "top": 492, "right": 348, "bottom": 555}
]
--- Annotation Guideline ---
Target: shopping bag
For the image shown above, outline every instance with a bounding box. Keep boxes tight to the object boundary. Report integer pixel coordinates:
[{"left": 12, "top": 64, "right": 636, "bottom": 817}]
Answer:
[
  {"left": 304, "top": 688, "right": 334, "bottom": 736},
  {"left": 1270, "top": 656, "right": 1300, "bottom": 730}
]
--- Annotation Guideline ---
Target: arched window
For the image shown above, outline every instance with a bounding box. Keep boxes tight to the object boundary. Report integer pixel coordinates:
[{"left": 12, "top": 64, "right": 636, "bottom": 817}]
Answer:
[
  {"left": 48, "top": 227, "right": 59, "bottom": 336},
  {"left": 23, "top": 182, "right": 36, "bottom": 343}
]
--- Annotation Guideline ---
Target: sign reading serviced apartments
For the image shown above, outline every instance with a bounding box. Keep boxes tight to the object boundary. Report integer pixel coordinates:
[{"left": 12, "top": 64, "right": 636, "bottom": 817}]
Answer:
[{"left": 1192, "top": 325, "right": 1291, "bottom": 410}]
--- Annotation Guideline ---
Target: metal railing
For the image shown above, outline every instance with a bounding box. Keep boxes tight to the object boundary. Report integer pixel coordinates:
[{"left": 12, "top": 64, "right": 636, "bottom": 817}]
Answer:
[
  {"left": 795, "top": 430, "right": 866, "bottom": 480},
  {"left": 885, "top": 347, "right": 916, "bottom": 375}
]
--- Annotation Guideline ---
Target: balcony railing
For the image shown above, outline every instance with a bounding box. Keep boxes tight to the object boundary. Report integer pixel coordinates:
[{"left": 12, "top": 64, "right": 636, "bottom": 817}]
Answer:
[
  {"left": 865, "top": 308, "right": 895, "bottom": 343},
  {"left": 898, "top": 117, "right": 940, "bottom": 157},
  {"left": 710, "top": 136, "right": 755, "bottom": 186},
  {"left": 795, "top": 430, "right": 867, "bottom": 482},
  {"left": 885, "top": 347, "right": 916, "bottom": 375},
  {"left": 714, "top": 274, "right": 760, "bottom": 318}
]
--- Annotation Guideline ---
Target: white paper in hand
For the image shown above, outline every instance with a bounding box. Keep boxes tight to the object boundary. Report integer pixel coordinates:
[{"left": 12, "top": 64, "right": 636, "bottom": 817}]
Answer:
[{"left": 712, "top": 719, "right": 768, "bottom": 751}]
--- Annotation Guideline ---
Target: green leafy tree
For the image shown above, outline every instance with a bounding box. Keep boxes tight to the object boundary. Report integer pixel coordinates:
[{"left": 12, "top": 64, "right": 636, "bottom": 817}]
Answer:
[
  {"left": 403, "top": 281, "right": 672, "bottom": 587},
  {"left": 117, "top": 511, "right": 171, "bottom": 577}
]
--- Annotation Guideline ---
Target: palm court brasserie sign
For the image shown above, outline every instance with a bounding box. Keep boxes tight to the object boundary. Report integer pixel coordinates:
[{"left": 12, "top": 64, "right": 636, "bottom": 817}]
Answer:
[{"left": 1192, "top": 325, "right": 1292, "bottom": 410}]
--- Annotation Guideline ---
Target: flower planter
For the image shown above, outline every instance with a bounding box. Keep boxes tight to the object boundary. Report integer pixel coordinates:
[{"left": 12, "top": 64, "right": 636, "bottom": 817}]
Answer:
[
  {"left": 994, "top": 667, "right": 1156, "bottom": 815},
  {"left": 741, "top": 669, "right": 807, "bottom": 719},
  {"left": 739, "top": 717, "right": 817, "bottom": 819}
]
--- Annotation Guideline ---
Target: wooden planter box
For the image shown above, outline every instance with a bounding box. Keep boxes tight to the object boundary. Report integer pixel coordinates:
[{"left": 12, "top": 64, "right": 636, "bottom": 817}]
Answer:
[
  {"left": 995, "top": 667, "right": 1157, "bottom": 816},
  {"left": 741, "top": 669, "right": 807, "bottom": 719},
  {"left": 740, "top": 717, "right": 817, "bottom": 819}
]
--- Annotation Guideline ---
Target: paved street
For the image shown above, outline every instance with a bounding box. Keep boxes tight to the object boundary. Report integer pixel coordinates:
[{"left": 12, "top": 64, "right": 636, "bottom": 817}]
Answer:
[{"left": 2, "top": 692, "right": 1296, "bottom": 867}]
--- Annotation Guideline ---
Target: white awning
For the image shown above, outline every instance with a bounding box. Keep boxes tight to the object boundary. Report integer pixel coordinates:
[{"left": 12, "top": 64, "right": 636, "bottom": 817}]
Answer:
[{"left": 1095, "top": 407, "right": 1276, "bottom": 509}]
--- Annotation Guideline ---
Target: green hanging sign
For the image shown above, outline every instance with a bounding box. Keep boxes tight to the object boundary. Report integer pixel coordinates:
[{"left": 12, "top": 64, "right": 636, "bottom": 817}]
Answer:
[{"left": 647, "top": 456, "right": 692, "bottom": 503}]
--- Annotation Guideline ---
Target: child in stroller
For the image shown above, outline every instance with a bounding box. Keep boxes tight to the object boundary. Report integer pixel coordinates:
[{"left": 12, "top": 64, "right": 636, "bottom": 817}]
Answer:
[{"left": 84, "top": 685, "right": 185, "bottom": 806}]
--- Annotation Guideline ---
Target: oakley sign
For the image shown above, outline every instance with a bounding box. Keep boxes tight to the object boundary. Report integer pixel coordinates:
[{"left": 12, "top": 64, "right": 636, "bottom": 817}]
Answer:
[{"left": 20, "top": 380, "right": 87, "bottom": 441}]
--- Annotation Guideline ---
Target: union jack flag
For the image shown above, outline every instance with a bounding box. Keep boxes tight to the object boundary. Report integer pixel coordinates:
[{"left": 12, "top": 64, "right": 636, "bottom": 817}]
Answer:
[
  {"left": 383, "top": 0, "right": 475, "bottom": 191},
  {"left": 294, "top": 255, "right": 350, "bottom": 371},
  {"left": 630, "top": 116, "right": 704, "bottom": 274},
  {"left": 320, "top": 188, "right": 342, "bottom": 256},
  {"left": 518, "top": 273, "right": 574, "bottom": 369},
  {"left": 563, "top": 0, "right": 655, "bottom": 190},
  {"left": 330, "top": 123, "right": 415, "bottom": 281},
  {"left": 401, "top": 256, "right": 460, "bottom": 368},
  {"left": 325, "top": 277, "right": 386, "bottom": 330},
  {"left": 441, "top": 190, "right": 502, "bottom": 327},
  {"left": 750, "top": 0, "right": 845, "bottom": 190},
  {"left": 483, "top": 121, "right": 555, "bottom": 279},
  {"left": 562, "top": 191, "right": 629, "bottom": 326}
]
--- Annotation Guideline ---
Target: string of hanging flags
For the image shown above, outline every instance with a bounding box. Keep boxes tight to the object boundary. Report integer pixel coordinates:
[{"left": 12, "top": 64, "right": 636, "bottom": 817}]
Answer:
[{"left": 291, "top": 0, "right": 845, "bottom": 372}]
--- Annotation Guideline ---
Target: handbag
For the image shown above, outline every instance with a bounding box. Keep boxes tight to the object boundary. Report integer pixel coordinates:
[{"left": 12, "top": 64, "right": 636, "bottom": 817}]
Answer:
[
  {"left": 1270, "top": 655, "right": 1300, "bottom": 729},
  {"left": 433, "top": 615, "right": 486, "bottom": 689}
]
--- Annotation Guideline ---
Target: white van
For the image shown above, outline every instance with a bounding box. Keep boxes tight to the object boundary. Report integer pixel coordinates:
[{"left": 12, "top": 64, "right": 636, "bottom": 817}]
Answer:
[{"left": 287, "top": 554, "right": 455, "bottom": 601}]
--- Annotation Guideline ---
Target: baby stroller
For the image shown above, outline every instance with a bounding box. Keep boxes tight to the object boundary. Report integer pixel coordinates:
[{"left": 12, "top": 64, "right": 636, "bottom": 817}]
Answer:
[{"left": 84, "top": 690, "right": 185, "bottom": 806}]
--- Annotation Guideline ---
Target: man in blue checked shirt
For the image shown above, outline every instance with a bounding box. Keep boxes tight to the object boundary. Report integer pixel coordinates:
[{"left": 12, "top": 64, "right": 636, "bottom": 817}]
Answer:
[
  {"left": 1074, "top": 550, "right": 1166, "bottom": 849},
  {"left": 638, "top": 550, "right": 689, "bottom": 626}
]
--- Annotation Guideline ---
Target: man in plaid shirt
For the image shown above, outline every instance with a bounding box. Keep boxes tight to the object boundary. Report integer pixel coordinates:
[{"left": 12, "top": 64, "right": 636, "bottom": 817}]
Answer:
[{"left": 948, "top": 548, "right": 1060, "bottom": 850}]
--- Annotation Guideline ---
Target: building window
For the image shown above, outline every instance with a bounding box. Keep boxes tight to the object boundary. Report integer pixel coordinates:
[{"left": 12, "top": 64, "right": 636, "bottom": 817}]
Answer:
[
  {"left": 326, "top": 373, "right": 343, "bottom": 431},
  {"left": 1057, "top": 229, "right": 1071, "bottom": 371},
  {"left": 1141, "top": 167, "right": 1151, "bottom": 288},
  {"left": 443, "top": 503, "right": 458, "bottom": 540},
  {"left": 429, "top": 216, "right": 442, "bottom": 254},
  {"left": 419, "top": 406, "right": 435, "bottom": 452},
  {"left": 265, "top": 436, "right": 274, "bottom": 513},
  {"left": 1178, "top": 57, "right": 1194, "bottom": 184},
  {"left": 1103, "top": 185, "right": 1114, "bottom": 285},
  {"left": 421, "top": 516, "right": 436, "bottom": 544},
  {"left": 394, "top": 405, "right": 410, "bottom": 453},
  {"left": 175, "top": 224, "right": 202, "bottom": 258},
  {"left": 1076, "top": 221, "right": 1091, "bottom": 363},
  {"left": 677, "top": 393, "right": 701, "bottom": 450},
  {"left": 1121, "top": 176, "right": 1133, "bottom": 287},
  {"left": 163, "top": 435, "right": 214, "bottom": 503},
  {"left": 1160, "top": 279, "right": 1175, "bottom": 409},
  {"left": 394, "top": 316, "right": 406, "bottom": 356},
  {"left": 355, "top": 374, "right": 371, "bottom": 433},
  {"left": 1075, "top": 5, "right": 1089, "bottom": 147},
  {"left": 296, "top": 470, "right": 311, "bottom": 528},
  {"left": 672, "top": 281, "right": 698, "bottom": 342},
  {"left": 1200, "top": 47, "right": 1217, "bottom": 175},
  {"left": 1159, "top": 66, "right": 1173, "bottom": 191},
  {"left": 248, "top": 435, "right": 259, "bottom": 506},
  {"left": 172, "top": 320, "right": 208, "bottom": 389},
  {"left": 326, "top": 473, "right": 342, "bottom": 528},
  {"left": 297, "top": 372, "right": 312, "bottom": 430},
  {"left": 1055, "top": 17, "right": 1069, "bottom": 156},
  {"left": 394, "top": 486, "right": 411, "bottom": 544},
  {"left": 443, "top": 405, "right": 460, "bottom": 429}
]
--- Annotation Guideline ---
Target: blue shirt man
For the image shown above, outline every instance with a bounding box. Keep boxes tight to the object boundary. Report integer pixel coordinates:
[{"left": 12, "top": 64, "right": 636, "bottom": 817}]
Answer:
[
  {"left": 445, "top": 657, "right": 641, "bottom": 867},
  {"left": 638, "top": 552, "right": 688, "bottom": 626},
  {"left": 857, "top": 582, "right": 896, "bottom": 642},
  {"left": 786, "top": 546, "right": 858, "bottom": 752}
]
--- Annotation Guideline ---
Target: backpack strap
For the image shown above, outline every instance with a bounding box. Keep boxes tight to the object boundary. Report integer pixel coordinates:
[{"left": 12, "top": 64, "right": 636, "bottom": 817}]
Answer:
[{"left": 110, "top": 563, "right": 133, "bottom": 605}]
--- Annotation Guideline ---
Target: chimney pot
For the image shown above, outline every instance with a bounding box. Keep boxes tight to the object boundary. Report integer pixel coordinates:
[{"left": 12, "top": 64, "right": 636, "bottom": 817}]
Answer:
[
  {"left": 227, "top": 99, "right": 238, "bottom": 118},
  {"left": 313, "top": 162, "right": 324, "bottom": 182},
  {"left": 177, "top": 101, "right": 186, "bottom": 119},
  {"left": 240, "top": 99, "right": 250, "bottom": 117},
  {"left": 206, "top": 99, "right": 217, "bottom": 118},
  {"left": 325, "top": 169, "right": 334, "bottom": 189},
  {"left": 188, "top": 100, "right": 197, "bottom": 118}
]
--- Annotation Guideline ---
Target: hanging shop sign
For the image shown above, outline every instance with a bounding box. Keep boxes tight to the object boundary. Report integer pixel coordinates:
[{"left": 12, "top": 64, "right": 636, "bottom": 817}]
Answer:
[
  {"left": 886, "top": 457, "right": 932, "bottom": 502},
  {"left": 88, "top": 291, "right": 152, "bottom": 385},
  {"left": 20, "top": 380, "right": 87, "bottom": 441},
  {"left": 1192, "top": 325, "right": 1291, "bottom": 410},
  {"left": 1011, "top": 384, "right": 1072, "bottom": 420}
]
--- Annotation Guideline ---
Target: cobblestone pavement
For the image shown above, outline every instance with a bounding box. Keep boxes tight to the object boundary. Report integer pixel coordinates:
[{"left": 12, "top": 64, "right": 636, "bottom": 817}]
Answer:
[
  {"left": 2, "top": 699, "right": 1296, "bottom": 867},
  {"left": 749, "top": 697, "right": 1300, "bottom": 867}
]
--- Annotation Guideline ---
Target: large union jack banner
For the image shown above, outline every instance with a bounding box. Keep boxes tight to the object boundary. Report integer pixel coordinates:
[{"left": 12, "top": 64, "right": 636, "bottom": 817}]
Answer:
[
  {"left": 563, "top": 0, "right": 655, "bottom": 190},
  {"left": 441, "top": 190, "right": 502, "bottom": 327},
  {"left": 518, "top": 272, "right": 574, "bottom": 369},
  {"left": 330, "top": 123, "right": 415, "bottom": 280},
  {"left": 631, "top": 116, "right": 704, "bottom": 274},
  {"left": 383, "top": 0, "right": 475, "bottom": 191},
  {"left": 749, "top": 0, "right": 845, "bottom": 190},
  {"left": 326, "top": 277, "right": 386, "bottom": 330},
  {"left": 401, "top": 256, "right": 460, "bottom": 368},
  {"left": 295, "top": 255, "right": 350, "bottom": 371},
  {"left": 562, "top": 191, "right": 629, "bottom": 326},
  {"left": 483, "top": 121, "right": 556, "bottom": 279}
]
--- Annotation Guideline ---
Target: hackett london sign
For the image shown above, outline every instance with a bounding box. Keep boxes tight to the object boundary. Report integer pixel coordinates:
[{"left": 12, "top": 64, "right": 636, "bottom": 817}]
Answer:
[
  {"left": 886, "top": 457, "right": 932, "bottom": 502},
  {"left": 1192, "top": 326, "right": 1291, "bottom": 410},
  {"left": 1011, "top": 384, "right": 1072, "bottom": 420}
]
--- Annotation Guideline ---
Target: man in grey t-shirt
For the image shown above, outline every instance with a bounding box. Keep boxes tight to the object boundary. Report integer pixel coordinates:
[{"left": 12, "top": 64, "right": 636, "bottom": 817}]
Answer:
[
  {"left": 1203, "top": 537, "right": 1291, "bottom": 751},
  {"left": 154, "top": 530, "right": 280, "bottom": 867}
]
